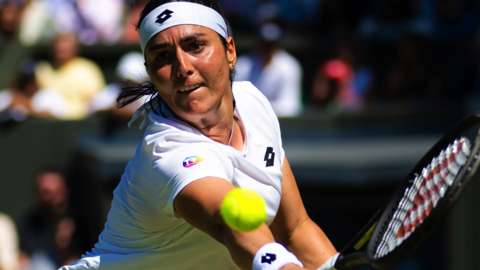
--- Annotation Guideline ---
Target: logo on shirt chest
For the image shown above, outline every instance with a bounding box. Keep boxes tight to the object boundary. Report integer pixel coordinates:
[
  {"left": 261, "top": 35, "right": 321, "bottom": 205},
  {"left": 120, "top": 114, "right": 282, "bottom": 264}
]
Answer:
[{"left": 264, "top": 147, "right": 275, "bottom": 167}]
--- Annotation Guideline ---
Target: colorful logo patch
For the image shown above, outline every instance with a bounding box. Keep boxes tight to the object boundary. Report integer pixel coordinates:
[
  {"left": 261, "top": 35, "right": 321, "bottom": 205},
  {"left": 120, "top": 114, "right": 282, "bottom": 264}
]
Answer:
[{"left": 182, "top": 156, "right": 204, "bottom": 168}]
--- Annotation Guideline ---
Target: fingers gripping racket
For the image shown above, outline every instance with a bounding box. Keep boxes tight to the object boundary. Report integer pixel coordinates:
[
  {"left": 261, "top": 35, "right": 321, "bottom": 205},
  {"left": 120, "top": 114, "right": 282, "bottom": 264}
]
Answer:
[{"left": 335, "top": 114, "right": 480, "bottom": 270}]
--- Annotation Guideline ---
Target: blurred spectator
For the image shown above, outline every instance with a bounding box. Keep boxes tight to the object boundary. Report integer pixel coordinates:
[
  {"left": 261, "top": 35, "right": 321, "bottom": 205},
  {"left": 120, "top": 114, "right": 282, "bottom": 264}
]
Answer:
[
  {"left": 311, "top": 38, "right": 373, "bottom": 112},
  {"left": 75, "top": 0, "right": 125, "bottom": 45},
  {"left": 0, "top": 0, "right": 23, "bottom": 39},
  {"left": 18, "top": 167, "right": 81, "bottom": 270},
  {"left": 89, "top": 51, "right": 149, "bottom": 115},
  {"left": 0, "top": 212, "right": 20, "bottom": 270},
  {"left": 18, "top": 0, "right": 52, "bottom": 45},
  {"left": 89, "top": 51, "right": 150, "bottom": 134},
  {"left": 235, "top": 18, "right": 303, "bottom": 117},
  {"left": 35, "top": 32, "right": 106, "bottom": 120},
  {"left": 18, "top": 0, "right": 79, "bottom": 45},
  {"left": 45, "top": 0, "right": 80, "bottom": 39},
  {"left": 121, "top": 0, "right": 147, "bottom": 44},
  {"left": 0, "top": 60, "right": 67, "bottom": 122},
  {"left": 0, "top": 0, "right": 29, "bottom": 89},
  {"left": 19, "top": 0, "right": 125, "bottom": 46}
]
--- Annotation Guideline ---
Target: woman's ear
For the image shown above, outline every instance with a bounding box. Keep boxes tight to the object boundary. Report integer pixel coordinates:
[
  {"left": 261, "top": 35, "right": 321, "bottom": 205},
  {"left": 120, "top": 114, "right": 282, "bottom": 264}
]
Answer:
[{"left": 225, "top": 36, "right": 237, "bottom": 70}]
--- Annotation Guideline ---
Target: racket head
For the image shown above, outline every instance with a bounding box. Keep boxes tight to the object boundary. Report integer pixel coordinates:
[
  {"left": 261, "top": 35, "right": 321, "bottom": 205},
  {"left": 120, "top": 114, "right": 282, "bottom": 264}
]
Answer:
[{"left": 363, "top": 114, "right": 480, "bottom": 269}]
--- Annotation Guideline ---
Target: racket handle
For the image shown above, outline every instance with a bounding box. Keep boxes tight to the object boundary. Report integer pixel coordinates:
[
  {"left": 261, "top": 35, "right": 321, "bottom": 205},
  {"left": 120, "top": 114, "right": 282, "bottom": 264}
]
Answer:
[{"left": 334, "top": 253, "right": 370, "bottom": 270}]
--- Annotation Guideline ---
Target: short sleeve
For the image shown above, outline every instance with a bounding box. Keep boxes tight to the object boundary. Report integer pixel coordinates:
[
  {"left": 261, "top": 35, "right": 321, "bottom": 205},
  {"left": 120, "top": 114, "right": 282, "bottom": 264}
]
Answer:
[
  {"left": 152, "top": 143, "right": 234, "bottom": 207},
  {"left": 234, "top": 81, "right": 286, "bottom": 165}
]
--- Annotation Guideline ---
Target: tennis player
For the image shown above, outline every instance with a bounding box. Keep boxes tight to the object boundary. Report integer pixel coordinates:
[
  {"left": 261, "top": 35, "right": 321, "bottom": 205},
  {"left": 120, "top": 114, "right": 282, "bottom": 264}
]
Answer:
[{"left": 59, "top": 1, "right": 338, "bottom": 269}]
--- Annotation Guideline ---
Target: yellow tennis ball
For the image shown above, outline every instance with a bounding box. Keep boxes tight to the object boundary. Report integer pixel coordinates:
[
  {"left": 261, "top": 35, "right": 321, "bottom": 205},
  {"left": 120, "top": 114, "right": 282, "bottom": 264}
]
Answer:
[{"left": 220, "top": 188, "right": 267, "bottom": 232}]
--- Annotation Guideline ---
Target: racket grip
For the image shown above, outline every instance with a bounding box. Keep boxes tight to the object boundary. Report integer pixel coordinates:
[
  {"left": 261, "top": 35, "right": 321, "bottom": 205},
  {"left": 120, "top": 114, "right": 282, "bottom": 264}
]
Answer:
[{"left": 334, "top": 253, "right": 370, "bottom": 270}]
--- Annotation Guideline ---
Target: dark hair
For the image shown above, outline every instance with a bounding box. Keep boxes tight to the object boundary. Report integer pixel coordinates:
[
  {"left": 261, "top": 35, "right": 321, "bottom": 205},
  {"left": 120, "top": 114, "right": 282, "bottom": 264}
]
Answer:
[{"left": 117, "top": 0, "right": 233, "bottom": 108}]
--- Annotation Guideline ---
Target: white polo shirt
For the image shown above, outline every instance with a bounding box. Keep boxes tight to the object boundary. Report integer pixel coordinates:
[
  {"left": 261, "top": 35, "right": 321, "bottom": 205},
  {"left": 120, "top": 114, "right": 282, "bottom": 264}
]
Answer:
[{"left": 59, "top": 81, "right": 285, "bottom": 270}]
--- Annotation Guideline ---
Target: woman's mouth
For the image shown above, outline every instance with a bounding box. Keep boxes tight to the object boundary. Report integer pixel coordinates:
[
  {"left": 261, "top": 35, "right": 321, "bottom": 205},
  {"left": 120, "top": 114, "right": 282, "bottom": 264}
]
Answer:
[{"left": 178, "top": 84, "right": 202, "bottom": 94}]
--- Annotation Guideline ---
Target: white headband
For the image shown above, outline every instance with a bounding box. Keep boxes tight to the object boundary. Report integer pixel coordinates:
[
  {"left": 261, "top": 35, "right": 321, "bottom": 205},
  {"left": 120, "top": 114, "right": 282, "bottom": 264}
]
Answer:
[{"left": 139, "top": 2, "right": 228, "bottom": 51}]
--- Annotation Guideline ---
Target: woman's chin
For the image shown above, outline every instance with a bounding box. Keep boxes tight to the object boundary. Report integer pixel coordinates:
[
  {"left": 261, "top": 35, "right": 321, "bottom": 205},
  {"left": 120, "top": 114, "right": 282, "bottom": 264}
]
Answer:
[
  {"left": 177, "top": 96, "right": 216, "bottom": 114},
  {"left": 175, "top": 101, "right": 212, "bottom": 118}
]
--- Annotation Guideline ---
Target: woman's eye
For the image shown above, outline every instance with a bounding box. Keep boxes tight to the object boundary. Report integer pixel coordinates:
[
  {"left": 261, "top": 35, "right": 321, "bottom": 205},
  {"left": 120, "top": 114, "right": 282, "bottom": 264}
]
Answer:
[
  {"left": 153, "top": 51, "right": 171, "bottom": 66},
  {"left": 188, "top": 41, "right": 205, "bottom": 52}
]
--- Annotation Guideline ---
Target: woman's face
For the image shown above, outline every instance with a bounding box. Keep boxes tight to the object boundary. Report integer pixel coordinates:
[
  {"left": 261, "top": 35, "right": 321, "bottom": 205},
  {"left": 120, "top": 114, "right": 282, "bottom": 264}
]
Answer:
[{"left": 144, "top": 25, "right": 236, "bottom": 123}]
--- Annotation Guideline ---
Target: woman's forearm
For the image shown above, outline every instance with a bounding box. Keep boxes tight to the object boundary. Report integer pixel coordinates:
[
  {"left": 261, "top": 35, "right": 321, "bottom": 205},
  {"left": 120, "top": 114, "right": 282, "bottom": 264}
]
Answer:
[{"left": 285, "top": 218, "right": 337, "bottom": 269}]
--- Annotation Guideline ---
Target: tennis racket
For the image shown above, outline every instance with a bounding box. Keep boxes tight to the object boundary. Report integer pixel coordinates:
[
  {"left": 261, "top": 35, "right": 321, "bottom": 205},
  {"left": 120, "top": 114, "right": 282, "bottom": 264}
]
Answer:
[{"left": 334, "top": 113, "right": 480, "bottom": 270}]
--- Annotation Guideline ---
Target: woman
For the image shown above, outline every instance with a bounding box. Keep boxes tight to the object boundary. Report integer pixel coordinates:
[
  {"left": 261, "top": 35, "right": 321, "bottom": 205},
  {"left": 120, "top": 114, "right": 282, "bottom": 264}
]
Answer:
[{"left": 60, "top": 1, "right": 338, "bottom": 269}]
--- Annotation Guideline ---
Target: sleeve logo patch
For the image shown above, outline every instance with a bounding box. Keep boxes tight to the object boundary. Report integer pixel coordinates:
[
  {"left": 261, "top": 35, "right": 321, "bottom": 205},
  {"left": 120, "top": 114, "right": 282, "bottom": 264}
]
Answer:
[{"left": 182, "top": 156, "right": 205, "bottom": 168}]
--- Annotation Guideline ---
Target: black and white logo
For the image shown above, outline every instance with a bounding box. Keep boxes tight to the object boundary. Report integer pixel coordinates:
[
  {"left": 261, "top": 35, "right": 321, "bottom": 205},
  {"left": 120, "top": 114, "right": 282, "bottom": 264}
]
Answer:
[
  {"left": 261, "top": 252, "right": 277, "bottom": 264},
  {"left": 156, "top": 9, "right": 174, "bottom": 24},
  {"left": 264, "top": 147, "right": 275, "bottom": 167}
]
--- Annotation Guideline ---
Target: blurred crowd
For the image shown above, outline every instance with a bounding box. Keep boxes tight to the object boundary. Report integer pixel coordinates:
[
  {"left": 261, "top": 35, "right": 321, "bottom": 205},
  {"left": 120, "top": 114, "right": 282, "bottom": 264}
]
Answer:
[
  {"left": 1, "top": 0, "right": 480, "bottom": 269},
  {"left": 0, "top": 0, "right": 150, "bottom": 127},
  {"left": 0, "top": 168, "right": 79, "bottom": 270},
  {"left": 0, "top": 0, "right": 479, "bottom": 122}
]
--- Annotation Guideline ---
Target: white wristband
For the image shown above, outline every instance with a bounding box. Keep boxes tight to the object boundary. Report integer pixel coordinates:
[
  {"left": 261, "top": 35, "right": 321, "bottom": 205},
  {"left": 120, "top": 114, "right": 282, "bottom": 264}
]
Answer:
[
  {"left": 252, "top": 243, "right": 303, "bottom": 270},
  {"left": 316, "top": 252, "right": 340, "bottom": 270}
]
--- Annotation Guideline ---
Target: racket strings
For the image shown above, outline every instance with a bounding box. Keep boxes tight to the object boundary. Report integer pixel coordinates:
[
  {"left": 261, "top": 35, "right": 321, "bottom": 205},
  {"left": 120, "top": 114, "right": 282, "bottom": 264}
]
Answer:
[{"left": 374, "top": 137, "right": 471, "bottom": 259}]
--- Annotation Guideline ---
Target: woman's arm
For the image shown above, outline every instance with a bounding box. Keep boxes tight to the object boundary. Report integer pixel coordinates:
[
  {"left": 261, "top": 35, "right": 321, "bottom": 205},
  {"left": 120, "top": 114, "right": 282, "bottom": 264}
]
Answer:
[
  {"left": 270, "top": 158, "right": 338, "bottom": 269},
  {"left": 174, "top": 177, "right": 302, "bottom": 270}
]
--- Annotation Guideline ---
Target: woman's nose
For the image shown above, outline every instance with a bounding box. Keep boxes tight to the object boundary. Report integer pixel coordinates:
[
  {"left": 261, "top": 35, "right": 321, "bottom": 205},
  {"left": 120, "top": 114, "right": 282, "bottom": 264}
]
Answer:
[{"left": 173, "top": 49, "right": 194, "bottom": 79}]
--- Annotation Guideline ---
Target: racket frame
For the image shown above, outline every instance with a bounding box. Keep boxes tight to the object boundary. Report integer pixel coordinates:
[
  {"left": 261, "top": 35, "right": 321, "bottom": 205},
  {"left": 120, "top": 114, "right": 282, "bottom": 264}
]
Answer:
[{"left": 336, "top": 114, "right": 480, "bottom": 269}]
